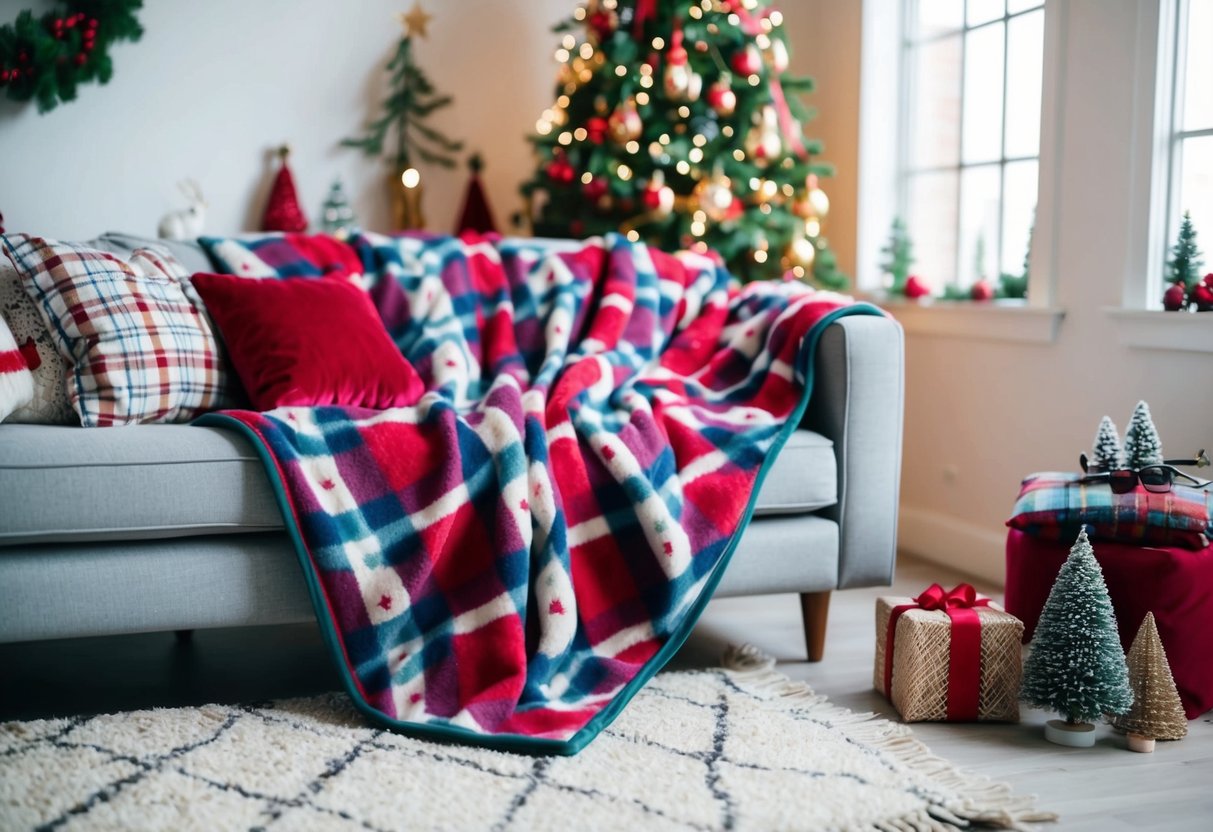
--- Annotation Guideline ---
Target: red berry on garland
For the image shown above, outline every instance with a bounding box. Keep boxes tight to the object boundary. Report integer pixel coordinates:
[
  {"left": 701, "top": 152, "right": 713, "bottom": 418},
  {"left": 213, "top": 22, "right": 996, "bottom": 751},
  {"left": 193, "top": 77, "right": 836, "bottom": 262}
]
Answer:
[
  {"left": 970, "top": 278, "right": 995, "bottom": 301},
  {"left": 586, "top": 116, "right": 609, "bottom": 144},
  {"left": 570, "top": 219, "right": 585, "bottom": 236},
  {"left": 1162, "top": 283, "right": 1188, "bottom": 311},
  {"left": 1191, "top": 283, "right": 1213, "bottom": 311},
  {"left": 74, "top": 54, "right": 86, "bottom": 66},
  {"left": 904, "top": 275, "right": 931, "bottom": 299},
  {"left": 731, "top": 44, "right": 763, "bottom": 77}
]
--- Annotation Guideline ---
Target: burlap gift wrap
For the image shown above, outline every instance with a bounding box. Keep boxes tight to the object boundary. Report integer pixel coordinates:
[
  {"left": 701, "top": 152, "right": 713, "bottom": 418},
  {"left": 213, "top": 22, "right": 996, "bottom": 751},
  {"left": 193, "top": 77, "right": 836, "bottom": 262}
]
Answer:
[{"left": 874, "top": 584, "right": 1024, "bottom": 722}]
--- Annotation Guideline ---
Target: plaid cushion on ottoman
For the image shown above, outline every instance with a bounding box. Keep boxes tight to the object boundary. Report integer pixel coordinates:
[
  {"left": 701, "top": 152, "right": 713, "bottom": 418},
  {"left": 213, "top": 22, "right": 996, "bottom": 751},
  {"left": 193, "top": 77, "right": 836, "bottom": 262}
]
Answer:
[{"left": 1, "top": 234, "right": 230, "bottom": 426}]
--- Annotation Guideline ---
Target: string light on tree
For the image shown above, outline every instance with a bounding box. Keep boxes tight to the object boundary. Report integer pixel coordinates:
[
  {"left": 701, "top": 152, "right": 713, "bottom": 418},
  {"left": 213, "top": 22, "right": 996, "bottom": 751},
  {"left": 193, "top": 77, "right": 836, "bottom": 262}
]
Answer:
[{"left": 521, "top": 0, "right": 847, "bottom": 287}]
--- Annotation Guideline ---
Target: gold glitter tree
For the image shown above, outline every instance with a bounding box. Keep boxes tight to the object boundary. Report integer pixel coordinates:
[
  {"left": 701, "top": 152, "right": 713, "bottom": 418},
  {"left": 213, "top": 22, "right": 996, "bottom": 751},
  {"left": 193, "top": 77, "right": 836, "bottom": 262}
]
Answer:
[{"left": 1110, "top": 612, "right": 1188, "bottom": 752}]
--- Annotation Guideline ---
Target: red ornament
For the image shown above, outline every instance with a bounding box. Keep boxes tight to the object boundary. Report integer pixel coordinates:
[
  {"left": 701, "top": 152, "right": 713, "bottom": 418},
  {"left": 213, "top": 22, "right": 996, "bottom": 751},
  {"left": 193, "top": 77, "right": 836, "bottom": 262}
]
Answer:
[
  {"left": 1203, "top": 272, "right": 1213, "bottom": 289},
  {"left": 1162, "top": 283, "right": 1188, "bottom": 311},
  {"left": 731, "top": 44, "right": 762, "bottom": 77},
  {"left": 1191, "top": 283, "right": 1213, "bottom": 311},
  {"left": 970, "top": 279, "right": 995, "bottom": 301},
  {"left": 570, "top": 219, "right": 585, "bottom": 236},
  {"left": 582, "top": 177, "right": 608, "bottom": 201},
  {"left": 586, "top": 116, "right": 609, "bottom": 144},
  {"left": 587, "top": 9, "right": 616, "bottom": 41},
  {"left": 904, "top": 275, "right": 931, "bottom": 299},
  {"left": 707, "top": 76, "right": 737, "bottom": 116},
  {"left": 262, "top": 145, "right": 308, "bottom": 232}
]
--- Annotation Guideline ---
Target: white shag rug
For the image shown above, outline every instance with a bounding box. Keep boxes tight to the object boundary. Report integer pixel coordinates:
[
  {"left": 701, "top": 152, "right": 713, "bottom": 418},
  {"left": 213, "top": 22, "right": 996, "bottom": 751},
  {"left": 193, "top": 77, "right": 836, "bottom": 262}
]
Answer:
[{"left": 0, "top": 646, "right": 1054, "bottom": 831}]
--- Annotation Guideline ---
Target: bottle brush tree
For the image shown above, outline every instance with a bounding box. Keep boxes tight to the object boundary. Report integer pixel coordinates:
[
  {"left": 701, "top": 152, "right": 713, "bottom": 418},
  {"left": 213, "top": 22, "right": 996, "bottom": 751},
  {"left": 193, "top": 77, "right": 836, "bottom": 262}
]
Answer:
[
  {"left": 1020, "top": 529, "right": 1133, "bottom": 727},
  {"left": 1109, "top": 612, "right": 1187, "bottom": 746},
  {"left": 879, "top": 217, "right": 914, "bottom": 295},
  {"left": 1123, "top": 400, "right": 1163, "bottom": 468},
  {"left": 1089, "top": 415, "right": 1123, "bottom": 473}
]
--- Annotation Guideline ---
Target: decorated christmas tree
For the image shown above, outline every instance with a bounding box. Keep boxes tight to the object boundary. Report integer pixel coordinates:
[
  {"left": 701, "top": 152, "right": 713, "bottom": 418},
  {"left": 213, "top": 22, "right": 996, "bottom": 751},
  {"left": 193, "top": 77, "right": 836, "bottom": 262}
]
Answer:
[
  {"left": 1090, "top": 415, "right": 1123, "bottom": 473},
  {"left": 1110, "top": 612, "right": 1187, "bottom": 752},
  {"left": 879, "top": 217, "right": 913, "bottom": 295},
  {"left": 1020, "top": 529, "right": 1133, "bottom": 745},
  {"left": 343, "top": 2, "right": 462, "bottom": 229},
  {"left": 1165, "top": 211, "right": 1203, "bottom": 306},
  {"left": 1123, "top": 400, "right": 1163, "bottom": 469},
  {"left": 521, "top": 0, "right": 845, "bottom": 288}
]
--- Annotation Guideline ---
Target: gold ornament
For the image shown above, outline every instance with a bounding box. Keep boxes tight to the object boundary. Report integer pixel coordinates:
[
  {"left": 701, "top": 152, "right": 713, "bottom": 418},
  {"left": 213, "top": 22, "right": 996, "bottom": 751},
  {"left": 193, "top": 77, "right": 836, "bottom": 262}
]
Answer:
[
  {"left": 694, "top": 170, "right": 734, "bottom": 222},
  {"left": 608, "top": 99, "right": 643, "bottom": 144},
  {"left": 806, "top": 173, "right": 830, "bottom": 218},
  {"left": 745, "top": 107, "right": 781, "bottom": 161},
  {"left": 787, "top": 235, "right": 816, "bottom": 270},
  {"left": 766, "top": 38, "right": 789, "bottom": 73}
]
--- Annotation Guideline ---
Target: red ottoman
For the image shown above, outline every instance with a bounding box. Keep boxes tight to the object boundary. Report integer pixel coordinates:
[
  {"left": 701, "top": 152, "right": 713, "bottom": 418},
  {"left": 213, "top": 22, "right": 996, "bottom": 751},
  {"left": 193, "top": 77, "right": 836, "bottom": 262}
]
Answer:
[{"left": 1005, "top": 528, "right": 1213, "bottom": 719}]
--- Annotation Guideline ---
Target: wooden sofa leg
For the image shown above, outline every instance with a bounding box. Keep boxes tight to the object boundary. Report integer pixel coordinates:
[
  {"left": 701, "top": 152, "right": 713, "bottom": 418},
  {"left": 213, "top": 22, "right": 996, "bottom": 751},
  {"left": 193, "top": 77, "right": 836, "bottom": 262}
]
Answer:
[{"left": 799, "top": 591, "right": 830, "bottom": 662}]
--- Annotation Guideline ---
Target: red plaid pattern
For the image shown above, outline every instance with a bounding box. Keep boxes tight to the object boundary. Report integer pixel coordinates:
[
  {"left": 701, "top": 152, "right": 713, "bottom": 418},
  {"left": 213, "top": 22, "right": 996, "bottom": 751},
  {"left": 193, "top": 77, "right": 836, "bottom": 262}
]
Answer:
[{"left": 1, "top": 235, "right": 229, "bottom": 426}]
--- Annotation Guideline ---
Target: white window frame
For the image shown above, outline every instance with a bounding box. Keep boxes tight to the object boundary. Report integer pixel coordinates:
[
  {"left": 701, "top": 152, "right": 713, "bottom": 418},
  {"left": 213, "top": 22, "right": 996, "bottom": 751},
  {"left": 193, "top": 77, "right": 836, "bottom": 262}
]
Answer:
[
  {"left": 857, "top": 0, "right": 1065, "bottom": 343},
  {"left": 898, "top": 1, "right": 1045, "bottom": 291}
]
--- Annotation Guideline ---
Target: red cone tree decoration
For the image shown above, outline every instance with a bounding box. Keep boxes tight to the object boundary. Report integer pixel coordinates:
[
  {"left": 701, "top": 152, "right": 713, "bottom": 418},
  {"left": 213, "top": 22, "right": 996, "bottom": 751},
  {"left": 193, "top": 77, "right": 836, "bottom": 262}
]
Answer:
[
  {"left": 455, "top": 154, "right": 497, "bottom": 235},
  {"left": 262, "top": 145, "right": 308, "bottom": 233}
]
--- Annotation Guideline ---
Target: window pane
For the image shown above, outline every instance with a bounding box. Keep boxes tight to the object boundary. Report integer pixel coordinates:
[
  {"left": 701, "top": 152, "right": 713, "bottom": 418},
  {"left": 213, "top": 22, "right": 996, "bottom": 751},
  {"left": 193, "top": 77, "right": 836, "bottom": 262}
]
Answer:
[
  {"left": 958, "top": 165, "right": 1001, "bottom": 284},
  {"left": 1005, "top": 10, "right": 1044, "bottom": 157},
  {"left": 962, "top": 22, "right": 1005, "bottom": 164},
  {"left": 916, "top": 0, "right": 964, "bottom": 38},
  {"left": 1177, "top": 136, "right": 1213, "bottom": 251},
  {"left": 910, "top": 35, "right": 963, "bottom": 169},
  {"left": 1002, "top": 159, "right": 1038, "bottom": 275},
  {"left": 907, "top": 171, "right": 960, "bottom": 291},
  {"left": 967, "top": 0, "right": 1004, "bottom": 26},
  {"left": 1006, "top": 0, "right": 1043, "bottom": 12},
  {"left": 1182, "top": 0, "right": 1213, "bottom": 131}
]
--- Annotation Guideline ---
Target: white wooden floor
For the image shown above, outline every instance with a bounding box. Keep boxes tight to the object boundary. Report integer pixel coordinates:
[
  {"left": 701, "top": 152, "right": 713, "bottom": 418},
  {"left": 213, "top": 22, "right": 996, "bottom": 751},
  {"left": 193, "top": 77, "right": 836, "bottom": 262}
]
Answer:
[
  {"left": 2, "top": 554, "right": 1210, "bottom": 830},
  {"left": 682, "top": 556, "right": 1213, "bottom": 831}
]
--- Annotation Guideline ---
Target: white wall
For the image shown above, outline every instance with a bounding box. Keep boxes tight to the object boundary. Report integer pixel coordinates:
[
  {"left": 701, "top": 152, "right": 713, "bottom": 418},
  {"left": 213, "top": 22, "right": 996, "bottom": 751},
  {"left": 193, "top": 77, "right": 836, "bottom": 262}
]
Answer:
[
  {"left": 887, "top": 0, "right": 1213, "bottom": 584},
  {"left": 0, "top": 0, "right": 839, "bottom": 245},
  {"left": 0, "top": 0, "right": 571, "bottom": 239}
]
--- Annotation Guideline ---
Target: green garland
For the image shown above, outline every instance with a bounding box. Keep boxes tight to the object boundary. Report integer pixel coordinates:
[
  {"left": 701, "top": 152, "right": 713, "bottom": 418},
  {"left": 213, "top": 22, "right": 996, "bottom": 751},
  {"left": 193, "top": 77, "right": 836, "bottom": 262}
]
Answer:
[{"left": 0, "top": 1, "right": 143, "bottom": 113}]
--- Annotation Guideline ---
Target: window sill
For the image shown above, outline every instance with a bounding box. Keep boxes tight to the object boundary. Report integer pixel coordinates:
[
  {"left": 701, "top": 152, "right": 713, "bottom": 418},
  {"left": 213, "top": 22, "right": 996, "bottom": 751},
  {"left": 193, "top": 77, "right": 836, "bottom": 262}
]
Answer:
[
  {"left": 1103, "top": 308, "right": 1213, "bottom": 353},
  {"left": 875, "top": 297, "right": 1065, "bottom": 344}
]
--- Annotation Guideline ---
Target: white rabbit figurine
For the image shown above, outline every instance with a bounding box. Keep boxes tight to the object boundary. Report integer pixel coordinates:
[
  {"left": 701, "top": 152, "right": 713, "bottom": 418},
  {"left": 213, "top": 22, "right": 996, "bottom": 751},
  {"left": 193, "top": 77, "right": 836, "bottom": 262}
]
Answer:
[{"left": 157, "top": 180, "right": 207, "bottom": 240}]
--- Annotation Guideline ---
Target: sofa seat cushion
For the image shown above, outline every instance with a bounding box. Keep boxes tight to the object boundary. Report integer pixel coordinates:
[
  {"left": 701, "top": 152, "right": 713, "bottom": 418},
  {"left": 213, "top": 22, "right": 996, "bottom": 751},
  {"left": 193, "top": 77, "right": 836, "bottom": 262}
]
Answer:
[{"left": 0, "top": 424, "right": 835, "bottom": 546}]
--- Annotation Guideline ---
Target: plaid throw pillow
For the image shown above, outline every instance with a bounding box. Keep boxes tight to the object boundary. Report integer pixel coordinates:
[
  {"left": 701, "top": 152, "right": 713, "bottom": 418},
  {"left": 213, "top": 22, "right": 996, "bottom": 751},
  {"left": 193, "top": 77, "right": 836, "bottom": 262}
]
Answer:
[
  {"left": 1, "top": 234, "right": 230, "bottom": 426},
  {"left": 1007, "top": 472, "right": 1212, "bottom": 550}
]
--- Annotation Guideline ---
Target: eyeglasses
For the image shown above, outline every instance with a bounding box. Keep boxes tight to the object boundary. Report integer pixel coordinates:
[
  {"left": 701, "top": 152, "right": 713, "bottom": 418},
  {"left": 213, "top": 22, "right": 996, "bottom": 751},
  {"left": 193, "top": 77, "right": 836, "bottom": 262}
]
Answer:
[
  {"left": 1079, "top": 464, "right": 1212, "bottom": 494},
  {"left": 1079, "top": 449, "right": 1210, "bottom": 475}
]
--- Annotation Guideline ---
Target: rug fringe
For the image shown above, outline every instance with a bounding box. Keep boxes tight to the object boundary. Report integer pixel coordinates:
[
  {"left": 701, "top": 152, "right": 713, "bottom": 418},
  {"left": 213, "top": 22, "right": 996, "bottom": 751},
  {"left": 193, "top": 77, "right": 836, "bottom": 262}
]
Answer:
[{"left": 720, "top": 644, "right": 1057, "bottom": 831}]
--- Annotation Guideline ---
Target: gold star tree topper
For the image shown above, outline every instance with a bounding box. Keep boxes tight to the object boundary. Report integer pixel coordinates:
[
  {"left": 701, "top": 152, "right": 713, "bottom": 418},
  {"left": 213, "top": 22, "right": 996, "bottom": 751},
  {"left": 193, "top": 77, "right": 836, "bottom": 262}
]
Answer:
[{"left": 399, "top": 1, "right": 431, "bottom": 39}]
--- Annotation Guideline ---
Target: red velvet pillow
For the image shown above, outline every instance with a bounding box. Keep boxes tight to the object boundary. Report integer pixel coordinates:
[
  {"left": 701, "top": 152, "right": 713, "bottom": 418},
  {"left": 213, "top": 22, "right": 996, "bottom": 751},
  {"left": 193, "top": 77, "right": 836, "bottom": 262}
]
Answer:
[{"left": 191, "top": 273, "right": 424, "bottom": 410}]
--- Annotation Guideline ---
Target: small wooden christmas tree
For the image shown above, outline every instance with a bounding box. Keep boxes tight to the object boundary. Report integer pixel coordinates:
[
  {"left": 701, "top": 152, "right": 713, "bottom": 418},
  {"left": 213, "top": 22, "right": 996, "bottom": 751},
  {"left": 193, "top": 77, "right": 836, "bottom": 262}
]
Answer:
[
  {"left": 1123, "top": 400, "right": 1163, "bottom": 468},
  {"left": 1090, "top": 416, "right": 1123, "bottom": 473},
  {"left": 1110, "top": 612, "right": 1187, "bottom": 752},
  {"left": 1020, "top": 528, "right": 1133, "bottom": 746}
]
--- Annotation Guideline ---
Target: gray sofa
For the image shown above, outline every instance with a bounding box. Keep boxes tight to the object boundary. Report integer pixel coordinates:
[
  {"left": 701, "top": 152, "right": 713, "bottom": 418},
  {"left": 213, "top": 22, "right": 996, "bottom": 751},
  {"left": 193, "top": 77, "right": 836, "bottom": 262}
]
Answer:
[{"left": 0, "top": 236, "right": 904, "bottom": 661}]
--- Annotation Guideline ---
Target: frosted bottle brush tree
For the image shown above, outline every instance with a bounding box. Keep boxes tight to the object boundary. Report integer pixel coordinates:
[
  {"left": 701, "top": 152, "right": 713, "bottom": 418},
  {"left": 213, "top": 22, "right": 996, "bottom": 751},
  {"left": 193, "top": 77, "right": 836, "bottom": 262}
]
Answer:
[
  {"left": 1089, "top": 416, "right": 1122, "bottom": 473},
  {"left": 1123, "top": 400, "right": 1163, "bottom": 469},
  {"left": 522, "top": 0, "right": 846, "bottom": 288},
  {"left": 1020, "top": 529, "right": 1132, "bottom": 747}
]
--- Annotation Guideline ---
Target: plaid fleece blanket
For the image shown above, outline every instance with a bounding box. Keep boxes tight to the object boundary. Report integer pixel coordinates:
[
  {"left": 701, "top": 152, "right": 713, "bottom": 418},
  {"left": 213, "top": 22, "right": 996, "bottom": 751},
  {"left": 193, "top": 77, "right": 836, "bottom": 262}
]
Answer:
[{"left": 203, "top": 234, "right": 880, "bottom": 754}]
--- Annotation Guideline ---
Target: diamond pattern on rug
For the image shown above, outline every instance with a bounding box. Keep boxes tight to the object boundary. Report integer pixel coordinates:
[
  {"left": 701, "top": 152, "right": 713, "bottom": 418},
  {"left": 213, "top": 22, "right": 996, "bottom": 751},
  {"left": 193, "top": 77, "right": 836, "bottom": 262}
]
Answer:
[{"left": 0, "top": 649, "right": 1055, "bottom": 831}]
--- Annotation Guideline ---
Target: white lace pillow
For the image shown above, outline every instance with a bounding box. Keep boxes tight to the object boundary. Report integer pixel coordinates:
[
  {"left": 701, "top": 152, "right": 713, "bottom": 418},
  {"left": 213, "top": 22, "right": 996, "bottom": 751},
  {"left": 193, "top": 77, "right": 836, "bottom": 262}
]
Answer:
[{"left": 0, "top": 259, "right": 75, "bottom": 424}]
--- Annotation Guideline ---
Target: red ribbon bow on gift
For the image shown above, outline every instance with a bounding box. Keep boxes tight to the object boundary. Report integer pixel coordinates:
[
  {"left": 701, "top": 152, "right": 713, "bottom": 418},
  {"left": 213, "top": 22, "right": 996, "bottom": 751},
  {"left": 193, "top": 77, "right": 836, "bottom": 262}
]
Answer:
[{"left": 883, "top": 583, "right": 990, "bottom": 721}]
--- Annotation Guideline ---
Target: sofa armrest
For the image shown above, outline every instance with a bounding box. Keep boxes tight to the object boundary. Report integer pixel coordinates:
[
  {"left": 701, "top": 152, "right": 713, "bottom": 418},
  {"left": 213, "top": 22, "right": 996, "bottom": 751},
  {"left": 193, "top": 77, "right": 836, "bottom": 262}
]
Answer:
[{"left": 804, "top": 314, "right": 904, "bottom": 589}]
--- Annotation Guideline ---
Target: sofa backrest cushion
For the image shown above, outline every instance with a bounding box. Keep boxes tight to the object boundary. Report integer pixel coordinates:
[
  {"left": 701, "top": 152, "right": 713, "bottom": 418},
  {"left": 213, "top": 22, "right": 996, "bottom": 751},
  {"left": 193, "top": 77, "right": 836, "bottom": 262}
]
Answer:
[{"left": 0, "top": 234, "right": 231, "bottom": 426}]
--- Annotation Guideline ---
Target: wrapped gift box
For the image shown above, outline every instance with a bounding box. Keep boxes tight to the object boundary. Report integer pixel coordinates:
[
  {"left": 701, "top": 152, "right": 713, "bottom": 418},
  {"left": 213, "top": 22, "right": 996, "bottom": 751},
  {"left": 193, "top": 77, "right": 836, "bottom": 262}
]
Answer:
[
  {"left": 1005, "top": 528, "right": 1213, "bottom": 718},
  {"left": 874, "top": 585, "right": 1023, "bottom": 722}
]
